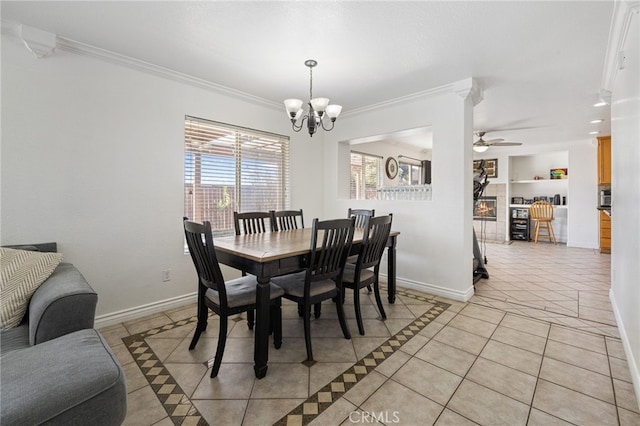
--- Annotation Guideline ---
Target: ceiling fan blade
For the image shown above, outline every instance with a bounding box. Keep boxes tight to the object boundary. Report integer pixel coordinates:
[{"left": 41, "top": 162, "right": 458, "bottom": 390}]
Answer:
[
  {"left": 489, "top": 141, "right": 523, "bottom": 146},
  {"left": 484, "top": 138, "right": 504, "bottom": 144}
]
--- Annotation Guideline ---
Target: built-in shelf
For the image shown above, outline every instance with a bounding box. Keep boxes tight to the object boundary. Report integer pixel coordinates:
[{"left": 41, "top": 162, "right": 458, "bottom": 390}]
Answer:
[
  {"left": 510, "top": 204, "right": 568, "bottom": 209},
  {"left": 510, "top": 179, "right": 568, "bottom": 184}
]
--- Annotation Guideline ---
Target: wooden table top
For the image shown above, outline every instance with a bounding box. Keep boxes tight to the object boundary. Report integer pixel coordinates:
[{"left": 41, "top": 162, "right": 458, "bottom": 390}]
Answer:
[{"left": 214, "top": 228, "right": 398, "bottom": 263}]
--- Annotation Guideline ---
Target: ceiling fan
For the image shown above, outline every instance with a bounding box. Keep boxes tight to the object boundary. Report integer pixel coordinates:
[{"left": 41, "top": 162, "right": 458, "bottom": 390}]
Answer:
[{"left": 473, "top": 131, "right": 523, "bottom": 152}]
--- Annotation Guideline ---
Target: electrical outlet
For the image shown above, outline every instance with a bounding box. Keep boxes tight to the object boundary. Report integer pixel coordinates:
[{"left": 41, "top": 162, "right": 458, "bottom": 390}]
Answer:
[{"left": 162, "top": 269, "right": 171, "bottom": 282}]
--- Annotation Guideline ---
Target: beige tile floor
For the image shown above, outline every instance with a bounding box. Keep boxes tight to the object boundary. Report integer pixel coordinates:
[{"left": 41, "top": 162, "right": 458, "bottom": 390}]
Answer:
[{"left": 101, "top": 241, "right": 640, "bottom": 425}]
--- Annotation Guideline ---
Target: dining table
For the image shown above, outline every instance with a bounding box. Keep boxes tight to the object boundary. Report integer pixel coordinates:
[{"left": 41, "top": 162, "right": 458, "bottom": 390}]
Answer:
[{"left": 213, "top": 227, "right": 399, "bottom": 378}]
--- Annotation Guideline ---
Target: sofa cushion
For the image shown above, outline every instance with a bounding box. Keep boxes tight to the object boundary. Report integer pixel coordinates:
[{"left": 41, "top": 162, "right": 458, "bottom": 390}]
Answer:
[
  {"left": 0, "top": 248, "right": 64, "bottom": 330},
  {"left": 0, "top": 328, "right": 127, "bottom": 426},
  {"left": 0, "top": 325, "right": 29, "bottom": 356}
]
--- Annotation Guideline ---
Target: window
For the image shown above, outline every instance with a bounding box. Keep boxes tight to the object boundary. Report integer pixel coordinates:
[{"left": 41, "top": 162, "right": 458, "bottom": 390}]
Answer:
[
  {"left": 399, "top": 161, "right": 422, "bottom": 185},
  {"left": 350, "top": 151, "right": 381, "bottom": 199},
  {"left": 184, "top": 116, "right": 290, "bottom": 236}
]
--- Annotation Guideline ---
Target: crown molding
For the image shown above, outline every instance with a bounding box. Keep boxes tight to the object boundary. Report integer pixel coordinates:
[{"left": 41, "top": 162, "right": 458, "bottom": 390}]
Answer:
[
  {"left": 601, "top": 0, "right": 640, "bottom": 93},
  {"left": 55, "top": 37, "right": 282, "bottom": 110},
  {"left": 453, "top": 77, "right": 483, "bottom": 106},
  {"left": 343, "top": 77, "right": 481, "bottom": 118},
  {"left": 1, "top": 20, "right": 281, "bottom": 111}
]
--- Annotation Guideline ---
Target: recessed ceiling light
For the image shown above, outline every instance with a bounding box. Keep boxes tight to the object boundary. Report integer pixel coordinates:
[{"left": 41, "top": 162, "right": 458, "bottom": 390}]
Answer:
[
  {"left": 590, "top": 119, "right": 604, "bottom": 124},
  {"left": 593, "top": 101, "right": 608, "bottom": 107},
  {"left": 589, "top": 131, "right": 600, "bottom": 135}
]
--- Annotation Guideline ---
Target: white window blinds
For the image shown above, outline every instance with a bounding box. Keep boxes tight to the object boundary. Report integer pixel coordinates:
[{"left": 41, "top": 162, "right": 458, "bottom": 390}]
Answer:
[
  {"left": 350, "top": 152, "right": 381, "bottom": 200},
  {"left": 184, "top": 116, "right": 290, "bottom": 236}
]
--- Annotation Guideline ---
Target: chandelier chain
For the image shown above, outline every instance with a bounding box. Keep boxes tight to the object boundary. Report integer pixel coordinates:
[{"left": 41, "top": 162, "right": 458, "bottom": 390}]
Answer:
[{"left": 309, "top": 66, "right": 313, "bottom": 102}]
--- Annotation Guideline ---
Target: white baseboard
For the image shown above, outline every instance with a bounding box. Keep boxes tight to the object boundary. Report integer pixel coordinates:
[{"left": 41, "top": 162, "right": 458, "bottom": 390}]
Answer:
[
  {"left": 610, "top": 288, "right": 640, "bottom": 410},
  {"left": 94, "top": 292, "right": 197, "bottom": 329},
  {"left": 380, "top": 273, "right": 474, "bottom": 302}
]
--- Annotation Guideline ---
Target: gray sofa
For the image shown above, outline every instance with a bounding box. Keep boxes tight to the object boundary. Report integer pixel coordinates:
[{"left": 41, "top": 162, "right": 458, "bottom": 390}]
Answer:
[{"left": 0, "top": 251, "right": 127, "bottom": 425}]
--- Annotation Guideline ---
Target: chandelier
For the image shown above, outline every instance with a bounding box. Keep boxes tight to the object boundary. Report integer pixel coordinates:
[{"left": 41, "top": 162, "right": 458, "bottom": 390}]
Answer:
[{"left": 283, "top": 60, "right": 342, "bottom": 137}]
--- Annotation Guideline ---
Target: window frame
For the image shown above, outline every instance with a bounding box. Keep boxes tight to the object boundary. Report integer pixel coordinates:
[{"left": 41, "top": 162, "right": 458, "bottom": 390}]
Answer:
[
  {"left": 184, "top": 116, "right": 290, "bottom": 237},
  {"left": 398, "top": 160, "right": 423, "bottom": 186},
  {"left": 350, "top": 151, "right": 382, "bottom": 200}
]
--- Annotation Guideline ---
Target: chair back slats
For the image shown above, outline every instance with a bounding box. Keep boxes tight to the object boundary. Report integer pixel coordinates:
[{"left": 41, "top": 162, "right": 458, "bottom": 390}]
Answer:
[
  {"left": 271, "top": 209, "right": 304, "bottom": 231},
  {"left": 529, "top": 201, "right": 554, "bottom": 220},
  {"left": 348, "top": 208, "right": 375, "bottom": 229},
  {"left": 358, "top": 215, "right": 393, "bottom": 270},
  {"left": 183, "top": 218, "right": 227, "bottom": 301},
  {"left": 233, "top": 211, "right": 272, "bottom": 235},
  {"left": 307, "top": 218, "right": 355, "bottom": 282}
]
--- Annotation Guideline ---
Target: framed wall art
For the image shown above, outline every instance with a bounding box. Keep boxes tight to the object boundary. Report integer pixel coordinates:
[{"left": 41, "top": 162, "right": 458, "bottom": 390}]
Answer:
[
  {"left": 385, "top": 157, "right": 398, "bottom": 179},
  {"left": 474, "top": 158, "right": 498, "bottom": 179}
]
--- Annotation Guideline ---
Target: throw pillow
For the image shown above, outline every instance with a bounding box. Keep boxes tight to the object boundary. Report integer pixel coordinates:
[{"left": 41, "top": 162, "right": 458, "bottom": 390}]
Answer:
[{"left": 0, "top": 248, "right": 63, "bottom": 330}]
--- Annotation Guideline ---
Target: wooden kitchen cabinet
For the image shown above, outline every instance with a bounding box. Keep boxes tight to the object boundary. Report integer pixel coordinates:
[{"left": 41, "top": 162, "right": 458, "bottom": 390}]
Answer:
[
  {"left": 600, "top": 210, "right": 611, "bottom": 253},
  {"left": 597, "top": 136, "right": 611, "bottom": 185}
]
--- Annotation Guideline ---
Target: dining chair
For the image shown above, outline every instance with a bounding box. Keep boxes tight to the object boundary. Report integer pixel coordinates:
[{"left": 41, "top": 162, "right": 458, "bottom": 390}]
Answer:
[
  {"left": 183, "top": 218, "right": 284, "bottom": 378},
  {"left": 233, "top": 211, "right": 275, "bottom": 235},
  {"left": 271, "top": 209, "right": 305, "bottom": 231},
  {"left": 271, "top": 209, "right": 325, "bottom": 318},
  {"left": 348, "top": 208, "right": 375, "bottom": 229},
  {"left": 342, "top": 214, "right": 393, "bottom": 335},
  {"left": 529, "top": 201, "right": 557, "bottom": 244},
  {"left": 347, "top": 208, "right": 376, "bottom": 292},
  {"left": 272, "top": 218, "right": 355, "bottom": 362},
  {"left": 233, "top": 211, "right": 274, "bottom": 329}
]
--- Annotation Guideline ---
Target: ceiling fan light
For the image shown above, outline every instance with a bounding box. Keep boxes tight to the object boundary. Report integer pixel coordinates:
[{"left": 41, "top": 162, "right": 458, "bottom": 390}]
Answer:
[{"left": 473, "top": 145, "right": 489, "bottom": 153}]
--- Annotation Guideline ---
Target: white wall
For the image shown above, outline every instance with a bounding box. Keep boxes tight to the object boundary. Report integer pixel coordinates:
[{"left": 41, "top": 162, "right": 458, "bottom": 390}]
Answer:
[
  {"left": 0, "top": 34, "right": 323, "bottom": 319},
  {"left": 607, "top": 1, "right": 640, "bottom": 407},
  {"left": 323, "top": 82, "right": 476, "bottom": 301}
]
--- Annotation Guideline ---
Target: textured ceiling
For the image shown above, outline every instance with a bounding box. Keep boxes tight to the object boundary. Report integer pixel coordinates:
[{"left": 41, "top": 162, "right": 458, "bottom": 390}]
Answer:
[{"left": 1, "top": 1, "right": 614, "bottom": 148}]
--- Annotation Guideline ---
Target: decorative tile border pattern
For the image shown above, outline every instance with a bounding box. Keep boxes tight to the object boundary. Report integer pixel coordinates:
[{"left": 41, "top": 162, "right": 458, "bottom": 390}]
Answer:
[
  {"left": 123, "top": 318, "right": 208, "bottom": 426},
  {"left": 123, "top": 287, "right": 450, "bottom": 426},
  {"left": 274, "top": 301, "right": 450, "bottom": 426}
]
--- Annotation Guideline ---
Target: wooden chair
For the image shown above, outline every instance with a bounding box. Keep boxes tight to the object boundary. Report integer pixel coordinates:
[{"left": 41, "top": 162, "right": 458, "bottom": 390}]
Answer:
[
  {"left": 271, "top": 209, "right": 304, "bottom": 231},
  {"left": 342, "top": 214, "right": 393, "bottom": 335},
  {"left": 348, "top": 208, "right": 375, "bottom": 229},
  {"left": 233, "top": 211, "right": 273, "bottom": 329},
  {"left": 272, "top": 218, "right": 355, "bottom": 362},
  {"left": 347, "top": 208, "right": 376, "bottom": 291},
  {"left": 233, "top": 211, "right": 274, "bottom": 235},
  {"left": 183, "top": 218, "right": 284, "bottom": 377},
  {"left": 529, "top": 201, "right": 557, "bottom": 244}
]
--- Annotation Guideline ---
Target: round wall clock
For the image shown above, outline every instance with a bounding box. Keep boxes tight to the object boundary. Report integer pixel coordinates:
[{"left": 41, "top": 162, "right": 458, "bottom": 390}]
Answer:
[{"left": 385, "top": 157, "right": 398, "bottom": 179}]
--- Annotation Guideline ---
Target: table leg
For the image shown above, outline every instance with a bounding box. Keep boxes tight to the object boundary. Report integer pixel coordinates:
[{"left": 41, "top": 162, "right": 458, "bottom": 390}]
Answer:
[
  {"left": 254, "top": 276, "right": 270, "bottom": 379},
  {"left": 387, "top": 241, "right": 397, "bottom": 304}
]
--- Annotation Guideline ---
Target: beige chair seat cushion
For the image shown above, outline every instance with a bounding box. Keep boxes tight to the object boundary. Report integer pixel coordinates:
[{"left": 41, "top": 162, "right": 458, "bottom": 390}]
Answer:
[
  {"left": 205, "top": 275, "right": 284, "bottom": 308},
  {"left": 341, "top": 263, "right": 375, "bottom": 284},
  {"left": 272, "top": 272, "right": 337, "bottom": 298}
]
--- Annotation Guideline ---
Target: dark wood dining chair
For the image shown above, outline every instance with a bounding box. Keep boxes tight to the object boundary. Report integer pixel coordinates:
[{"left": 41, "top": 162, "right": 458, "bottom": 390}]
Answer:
[
  {"left": 348, "top": 208, "right": 375, "bottom": 229},
  {"left": 183, "top": 218, "right": 284, "bottom": 377},
  {"left": 272, "top": 209, "right": 324, "bottom": 318},
  {"left": 347, "top": 208, "right": 376, "bottom": 292},
  {"left": 271, "top": 209, "right": 304, "bottom": 231},
  {"left": 233, "top": 211, "right": 274, "bottom": 235},
  {"left": 272, "top": 218, "right": 355, "bottom": 362},
  {"left": 342, "top": 214, "right": 393, "bottom": 335},
  {"left": 233, "top": 211, "right": 274, "bottom": 329}
]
